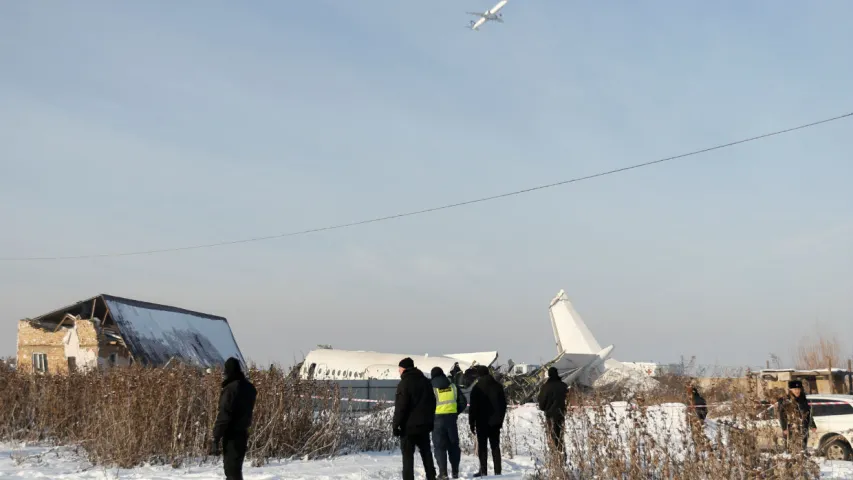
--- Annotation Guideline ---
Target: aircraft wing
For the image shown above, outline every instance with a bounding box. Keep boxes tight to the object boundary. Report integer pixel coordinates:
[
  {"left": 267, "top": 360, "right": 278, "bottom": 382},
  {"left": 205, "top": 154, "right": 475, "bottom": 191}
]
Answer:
[
  {"left": 445, "top": 351, "right": 498, "bottom": 367},
  {"left": 466, "top": 12, "right": 484, "bottom": 16},
  {"left": 550, "top": 345, "right": 615, "bottom": 386},
  {"left": 551, "top": 352, "right": 600, "bottom": 372}
]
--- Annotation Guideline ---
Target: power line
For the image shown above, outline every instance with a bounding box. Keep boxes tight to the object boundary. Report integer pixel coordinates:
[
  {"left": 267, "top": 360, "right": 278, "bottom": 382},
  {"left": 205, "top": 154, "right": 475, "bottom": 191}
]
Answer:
[{"left": 3, "top": 111, "right": 851, "bottom": 262}]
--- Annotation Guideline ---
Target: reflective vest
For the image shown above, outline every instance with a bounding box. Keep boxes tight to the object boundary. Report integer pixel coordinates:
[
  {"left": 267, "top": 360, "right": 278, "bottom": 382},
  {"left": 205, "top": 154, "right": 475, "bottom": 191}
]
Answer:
[{"left": 434, "top": 384, "right": 458, "bottom": 415}]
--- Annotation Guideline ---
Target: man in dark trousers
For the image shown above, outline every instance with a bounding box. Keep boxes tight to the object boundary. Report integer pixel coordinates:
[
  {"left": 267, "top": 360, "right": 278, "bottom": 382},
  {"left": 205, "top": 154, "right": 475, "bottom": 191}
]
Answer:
[
  {"left": 211, "top": 357, "right": 257, "bottom": 480},
  {"left": 537, "top": 367, "right": 569, "bottom": 463},
  {"left": 468, "top": 365, "right": 508, "bottom": 477},
  {"left": 430, "top": 366, "right": 467, "bottom": 480},
  {"left": 393, "top": 358, "right": 437, "bottom": 480},
  {"left": 778, "top": 380, "right": 816, "bottom": 454}
]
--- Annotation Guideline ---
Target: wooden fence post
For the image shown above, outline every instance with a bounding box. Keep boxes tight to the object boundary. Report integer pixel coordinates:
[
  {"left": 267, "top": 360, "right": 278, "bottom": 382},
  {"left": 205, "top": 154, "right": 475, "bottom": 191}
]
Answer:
[
  {"left": 828, "top": 358, "right": 834, "bottom": 394},
  {"left": 848, "top": 359, "right": 852, "bottom": 394}
]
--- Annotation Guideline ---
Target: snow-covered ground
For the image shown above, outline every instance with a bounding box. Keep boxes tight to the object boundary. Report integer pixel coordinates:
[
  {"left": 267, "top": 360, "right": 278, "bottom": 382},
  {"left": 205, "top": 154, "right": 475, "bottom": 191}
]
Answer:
[
  {"left": 0, "top": 444, "right": 535, "bottom": 479},
  {"left": 2, "top": 404, "right": 851, "bottom": 479}
]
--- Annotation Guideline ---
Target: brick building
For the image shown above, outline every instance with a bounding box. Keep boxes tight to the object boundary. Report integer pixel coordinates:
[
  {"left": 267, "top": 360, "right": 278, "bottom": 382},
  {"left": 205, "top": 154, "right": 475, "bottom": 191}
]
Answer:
[{"left": 16, "top": 294, "right": 245, "bottom": 374}]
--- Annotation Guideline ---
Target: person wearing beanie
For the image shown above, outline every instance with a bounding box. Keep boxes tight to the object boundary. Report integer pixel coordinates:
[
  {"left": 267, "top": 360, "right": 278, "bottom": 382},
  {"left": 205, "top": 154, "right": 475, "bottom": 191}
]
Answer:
[
  {"left": 210, "top": 357, "right": 257, "bottom": 480},
  {"left": 537, "top": 366, "right": 569, "bottom": 463},
  {"left": 429, "top": 367, "right": 467, "bottom": 479},
  {"left": 778, "top": 379, "right": 816, "bottom": 453},
  {"left": 468, "top": 365, "right": 507, "bottom": 477},
  {"left": 393, "top": 358, "right": 437, "bottom": 480}
]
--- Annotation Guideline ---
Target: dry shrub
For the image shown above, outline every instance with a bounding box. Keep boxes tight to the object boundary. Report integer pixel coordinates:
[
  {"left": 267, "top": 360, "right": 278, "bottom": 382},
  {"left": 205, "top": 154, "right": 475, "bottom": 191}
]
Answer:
[
  {"left": 795, "top": 333, "right": 843, "bottom": 370},
  {"left": 0, "top": 364, "right": 391, "bottom": 468},
  {"left": 521, "top": 376, "right": 821, "bottom": 480}
]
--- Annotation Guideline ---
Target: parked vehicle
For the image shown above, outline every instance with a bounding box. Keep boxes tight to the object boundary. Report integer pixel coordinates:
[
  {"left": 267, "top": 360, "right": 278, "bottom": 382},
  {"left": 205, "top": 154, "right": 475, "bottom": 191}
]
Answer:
[{"left": 752, "top": 394, "right": 853, "bottom": 461}]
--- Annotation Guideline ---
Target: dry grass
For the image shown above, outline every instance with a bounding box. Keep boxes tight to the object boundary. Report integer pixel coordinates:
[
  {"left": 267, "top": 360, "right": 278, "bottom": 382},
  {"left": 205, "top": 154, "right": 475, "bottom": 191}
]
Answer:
[
  {"left": 0, "top": 364, "right": 391, "bottom": 468},
  {"left": 523, "top": 376, "right": 822, "bottom": 480},
  {"left": 0, "top": 364, "right": 830, "bottom": 478}
]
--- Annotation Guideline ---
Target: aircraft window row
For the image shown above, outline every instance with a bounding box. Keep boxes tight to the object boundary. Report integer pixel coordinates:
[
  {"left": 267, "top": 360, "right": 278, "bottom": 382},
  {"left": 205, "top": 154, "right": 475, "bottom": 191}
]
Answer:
[{"left": 302, "top": 364, "right": 366, "bottom": 379}]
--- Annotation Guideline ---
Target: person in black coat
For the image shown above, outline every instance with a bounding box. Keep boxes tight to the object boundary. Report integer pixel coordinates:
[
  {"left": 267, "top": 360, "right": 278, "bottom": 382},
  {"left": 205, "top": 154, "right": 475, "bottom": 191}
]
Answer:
[
  {"left": 468, "top": 365, "right": 508, "bottom": 477},
  {"left": 210, "top": 357, "right": 257, "bottom": 480},
  {"left": 393, "top": 358, "right": 437, "bottom": 480},
  {"left": 690, "top": 385, "right": 707, "bottom": 422},
  {"left": 778, "top": 380, "right": 816, "bottom": 453},
  {"left": 537, "top": 367, "right": 569, "bottom": 462}
]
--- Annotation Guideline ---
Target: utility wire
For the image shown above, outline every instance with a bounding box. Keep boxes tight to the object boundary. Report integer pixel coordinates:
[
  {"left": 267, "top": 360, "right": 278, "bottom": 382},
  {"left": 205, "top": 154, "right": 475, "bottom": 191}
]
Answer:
[{"left": 3, "top": 111, "right": 851, "bottom": 262}]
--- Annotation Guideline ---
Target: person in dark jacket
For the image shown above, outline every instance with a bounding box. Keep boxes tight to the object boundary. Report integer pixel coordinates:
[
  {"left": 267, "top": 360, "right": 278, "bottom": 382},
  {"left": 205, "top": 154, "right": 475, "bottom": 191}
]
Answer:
[
  {"left": 393, "top": 358, "right": 437, "bottom": 480},
  {"left": 778, "top": 380, "right": 816, "bottom": 453},
  {"left": 210, "top": 357, "right": 257, "bottom": 480},
  {"left": 430, "top": 367, "right": 467, "bottom": 479},
  {"left": 689, "top": 385, "right": 707, "bottom": 422},
  {"left": 537, "top": 367, "right": 568, "bottom": 462},
  {"left": 448, "top": 362, "right": 463, "bottom": 386},
  {"left": 468, "top": 365, "right": 508, "bottom": 477}
]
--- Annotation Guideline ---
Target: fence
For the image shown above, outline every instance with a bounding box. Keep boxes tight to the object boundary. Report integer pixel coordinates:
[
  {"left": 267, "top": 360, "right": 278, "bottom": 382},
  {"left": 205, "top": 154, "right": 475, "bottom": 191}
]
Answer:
[{"left": 328, "top": 379, "right": 399, "bottom": 412}]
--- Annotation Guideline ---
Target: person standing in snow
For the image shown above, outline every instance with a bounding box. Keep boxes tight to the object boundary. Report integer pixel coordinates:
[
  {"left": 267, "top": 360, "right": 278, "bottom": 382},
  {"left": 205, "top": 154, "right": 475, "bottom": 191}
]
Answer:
[
  {"left": 778, "top": 380, "right": 816, "bottom": 454},
  {"left": 468, "top": 365, "right": 508, "bottom": 477},
  {"left": 430, "top": 366, "right": 467, "bottom": 479},
  {"left": 393, "top": 357, "right": 438, "bottom": 480},
  {"left": 688, "top": 385, "right": 707, "bottom": 423},
  {"left": 537, "top": 367, "right": 569, "bottom": 463},
  {"left": 210, "top": 357, "right": 257, "bottom": 480}
]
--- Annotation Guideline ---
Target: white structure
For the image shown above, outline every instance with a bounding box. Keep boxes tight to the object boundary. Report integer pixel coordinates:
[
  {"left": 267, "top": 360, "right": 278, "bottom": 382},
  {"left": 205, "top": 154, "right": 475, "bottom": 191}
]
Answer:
[
  {"left": 467, "top": 0, "right": 508, "bottom": 31},
  {"left": 300, "top": 348, "right": 498, "bottom": 381},
  {"left": 299, "top": 289, "right": 658, "bottom": 391},
  {"left": 547, "top": 290, "right": 658, "bottom": 390},
  {"left": 508, "top": 363, "right": 541, "bottom": 376}
]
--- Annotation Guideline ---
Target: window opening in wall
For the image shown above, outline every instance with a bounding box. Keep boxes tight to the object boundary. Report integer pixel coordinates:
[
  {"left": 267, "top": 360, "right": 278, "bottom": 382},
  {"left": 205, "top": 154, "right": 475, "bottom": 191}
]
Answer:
[
  {"left": 67, "top": 357, "right": 77, "bottom": 373},
  {"left": 32, "top": 353, "right": 48, "bottom": 373},
  {"left": 109, "top": 353, "right": 117, "bottom": 366}
]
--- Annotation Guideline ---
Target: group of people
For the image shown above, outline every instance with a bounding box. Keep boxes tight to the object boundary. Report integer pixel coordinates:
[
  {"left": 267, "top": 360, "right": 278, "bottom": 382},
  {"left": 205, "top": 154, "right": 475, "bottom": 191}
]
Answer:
[
  {"left": 210, "top": 359, "right": 823, "bottom": 479},
  {"left": 392, "top": 357, "right": 510, "bottom": 480},
  {"left": 392, "top": 359, "right": 578, "bottom": 480}
]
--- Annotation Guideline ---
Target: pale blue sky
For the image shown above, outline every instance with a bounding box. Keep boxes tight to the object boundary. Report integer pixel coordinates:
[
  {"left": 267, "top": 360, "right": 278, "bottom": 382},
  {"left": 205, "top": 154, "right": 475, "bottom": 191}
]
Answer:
[{"left": 1, "top": 1, "right": 852, "bottom": 369}]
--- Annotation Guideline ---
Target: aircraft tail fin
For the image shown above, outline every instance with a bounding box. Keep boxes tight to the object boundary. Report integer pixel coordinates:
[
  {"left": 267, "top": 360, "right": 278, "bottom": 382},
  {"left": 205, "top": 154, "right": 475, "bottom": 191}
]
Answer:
[{"left": 548, "top": 290, "right": 603, "bottom": 355}]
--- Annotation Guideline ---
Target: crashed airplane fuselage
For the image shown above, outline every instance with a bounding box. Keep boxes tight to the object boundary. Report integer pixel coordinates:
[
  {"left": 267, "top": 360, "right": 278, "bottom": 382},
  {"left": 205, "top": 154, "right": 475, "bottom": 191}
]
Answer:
[
  {"left": 298, "top": 348, "right": 498, "bottom": 381},
  {"left": 298, "top": 289, "right": 657, "bottom": 401}
]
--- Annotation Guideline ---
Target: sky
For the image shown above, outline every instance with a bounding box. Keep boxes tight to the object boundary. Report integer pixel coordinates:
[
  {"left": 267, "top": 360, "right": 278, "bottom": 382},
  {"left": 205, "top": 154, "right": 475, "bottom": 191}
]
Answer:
[{"left": 1, "top": 1, "right": 852, "bottom": 371}]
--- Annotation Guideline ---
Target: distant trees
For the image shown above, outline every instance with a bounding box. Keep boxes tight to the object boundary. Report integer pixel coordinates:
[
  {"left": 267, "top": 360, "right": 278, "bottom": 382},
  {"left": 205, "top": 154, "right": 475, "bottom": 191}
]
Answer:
[{"left": 794, "top": 333, "right": 843, "bottom": 370}]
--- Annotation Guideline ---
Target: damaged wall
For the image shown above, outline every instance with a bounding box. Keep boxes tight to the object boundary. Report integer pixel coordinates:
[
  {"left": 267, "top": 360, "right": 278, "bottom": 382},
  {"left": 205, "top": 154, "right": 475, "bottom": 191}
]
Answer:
[
  {"left": 17, "top": 318, "right": 109, "bottom": 374},
  {"left": 17, "top": 320, "right": 70, "bottom": 374},
  {"left": 62, "top": 322, "right": 99, "bottom": 372}
]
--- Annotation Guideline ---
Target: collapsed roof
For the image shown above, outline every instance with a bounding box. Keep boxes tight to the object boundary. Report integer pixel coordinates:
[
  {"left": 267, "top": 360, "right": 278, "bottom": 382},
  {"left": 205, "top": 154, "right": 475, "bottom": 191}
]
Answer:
[{"left": 26, "top": 294, "right": 245, "bottom": 368}]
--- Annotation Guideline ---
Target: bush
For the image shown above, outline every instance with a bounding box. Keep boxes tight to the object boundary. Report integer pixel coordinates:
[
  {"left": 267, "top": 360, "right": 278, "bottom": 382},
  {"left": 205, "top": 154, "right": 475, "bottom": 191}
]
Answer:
[
  {"left": 0, "top": 364, "right": 392, "bottom": 468},
  {"left": 526, "top": 376, "right": 821, "bottom": 480}
]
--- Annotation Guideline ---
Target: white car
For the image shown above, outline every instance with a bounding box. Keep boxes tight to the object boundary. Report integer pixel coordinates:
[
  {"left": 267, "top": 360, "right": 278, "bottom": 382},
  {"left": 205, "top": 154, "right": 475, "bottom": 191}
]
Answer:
[{"left": 753, "top": 394, "right": 853, "bottom": 461}]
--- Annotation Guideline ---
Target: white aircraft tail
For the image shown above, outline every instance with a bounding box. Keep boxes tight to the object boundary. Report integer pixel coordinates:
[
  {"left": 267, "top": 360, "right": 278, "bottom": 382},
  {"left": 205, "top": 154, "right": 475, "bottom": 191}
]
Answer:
[
  {"left": 548, "top": 290, "right": 603, "bottom": 355},
  {"left": 547, "top": 289, "right": 658, "bottom": 391}
]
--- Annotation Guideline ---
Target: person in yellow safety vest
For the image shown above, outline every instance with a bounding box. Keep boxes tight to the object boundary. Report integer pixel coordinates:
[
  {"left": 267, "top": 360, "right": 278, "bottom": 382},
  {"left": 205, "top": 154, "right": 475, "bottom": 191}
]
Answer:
[{"left": 430, "top": 367, "right": 467, "bottom": 480}]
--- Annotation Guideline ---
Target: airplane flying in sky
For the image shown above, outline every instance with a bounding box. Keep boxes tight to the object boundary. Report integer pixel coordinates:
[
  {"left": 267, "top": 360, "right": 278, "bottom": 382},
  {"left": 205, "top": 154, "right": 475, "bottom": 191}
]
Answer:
[{"left": 467, "top": 0, "right": 508, "bottom": 31}]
